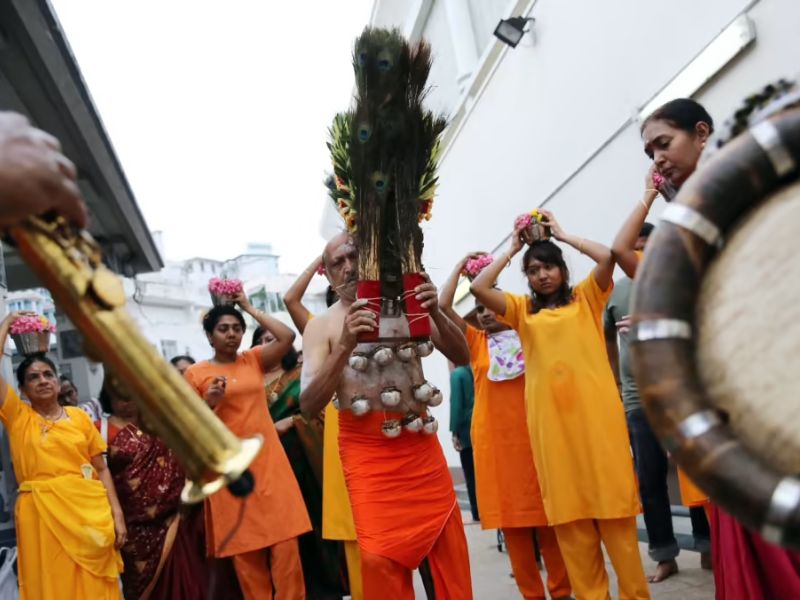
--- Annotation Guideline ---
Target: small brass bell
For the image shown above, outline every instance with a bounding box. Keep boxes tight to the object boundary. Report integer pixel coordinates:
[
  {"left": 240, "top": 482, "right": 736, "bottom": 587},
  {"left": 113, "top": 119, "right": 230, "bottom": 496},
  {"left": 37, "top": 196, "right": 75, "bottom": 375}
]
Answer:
[
  {"left": 428, "top": 388, "right": 443, "bottom": 407},
  {"left": 380, "top": 388, "right": 402, "bottom": 408},
  {"left": 349, "top": 354, "right": 369, "bottom": 372},
  {"left": 416, "top": 340, "right": 434, "bottom": 357},
  {"left": 422, "top": 415, "right": 439, "bottom": 435},
  {"left": 402, "top": 413, "right": 424, "bottom": 433},
  {"left": 413, "top": 382, "right": 435, "bottom": 403},
  {"left": 396, "top": 343, "right": 417, "bottom": 362},
  {"left": 373, "top": 346, "right": 394, "bottom": 366},
  {"left": 350, "top": 397, "right": 371, "bottom": 417},
  {"left": 381, "top": 419, "right": 402, "bottom": 438}
]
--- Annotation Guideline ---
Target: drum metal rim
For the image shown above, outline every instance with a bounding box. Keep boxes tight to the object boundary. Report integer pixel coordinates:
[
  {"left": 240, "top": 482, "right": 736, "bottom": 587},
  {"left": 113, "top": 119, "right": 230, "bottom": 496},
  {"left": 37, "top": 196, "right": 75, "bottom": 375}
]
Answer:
[{"left": 630, "top": 108, "right": 800, "bottom": 548}]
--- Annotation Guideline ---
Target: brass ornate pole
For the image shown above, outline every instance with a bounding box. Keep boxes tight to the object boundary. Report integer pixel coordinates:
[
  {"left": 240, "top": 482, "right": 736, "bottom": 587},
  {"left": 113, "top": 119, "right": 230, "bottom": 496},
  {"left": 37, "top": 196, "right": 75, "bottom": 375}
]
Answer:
[{"left": 8, "top": 217, "right": 262, "bottom": 503}]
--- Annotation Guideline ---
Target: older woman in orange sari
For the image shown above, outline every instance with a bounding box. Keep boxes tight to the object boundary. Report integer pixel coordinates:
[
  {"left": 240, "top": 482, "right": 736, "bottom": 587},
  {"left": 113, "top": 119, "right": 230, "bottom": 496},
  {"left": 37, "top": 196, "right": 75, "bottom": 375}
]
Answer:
[{"left": 0, "top": 312, "right": 125, "bottom": 599}]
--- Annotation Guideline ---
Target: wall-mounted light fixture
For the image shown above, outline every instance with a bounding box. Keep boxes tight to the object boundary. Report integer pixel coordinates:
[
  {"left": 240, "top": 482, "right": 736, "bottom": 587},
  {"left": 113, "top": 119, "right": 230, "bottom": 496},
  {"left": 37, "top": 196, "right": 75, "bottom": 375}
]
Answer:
[
  {"left": 493, "top": 16, "right": 535, "bottom": 49},
  {"left": 638, "top": 15, "right": 756, "bottom": 122}
]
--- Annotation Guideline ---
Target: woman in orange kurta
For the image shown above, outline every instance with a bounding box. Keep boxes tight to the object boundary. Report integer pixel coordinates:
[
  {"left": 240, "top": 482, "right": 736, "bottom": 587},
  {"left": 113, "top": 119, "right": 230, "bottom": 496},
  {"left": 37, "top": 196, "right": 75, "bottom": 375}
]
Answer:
[
  {"left": 0, "top": 313, "right": 125, "bottom": 600},
  {"left": 472, "top": 212, "right": 650, "bottom": 600},
  {"left": 184, "top": 297, "right": 311, "bottom": 600},
  {"left": 440, "top": 255, "right": 571, "bottom": 600}
]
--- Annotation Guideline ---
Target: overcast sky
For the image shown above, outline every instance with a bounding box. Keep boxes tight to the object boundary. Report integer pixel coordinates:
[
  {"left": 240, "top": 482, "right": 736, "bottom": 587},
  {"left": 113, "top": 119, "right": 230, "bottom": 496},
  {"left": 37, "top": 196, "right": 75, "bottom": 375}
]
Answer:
[{"left": 50, "top": 1, "right": 373, "bottom": 272}]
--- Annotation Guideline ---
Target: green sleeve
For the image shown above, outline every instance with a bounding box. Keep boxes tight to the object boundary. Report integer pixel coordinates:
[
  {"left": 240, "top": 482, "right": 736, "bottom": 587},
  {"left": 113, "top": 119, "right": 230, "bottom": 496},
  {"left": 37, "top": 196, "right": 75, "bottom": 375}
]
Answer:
[{"left": 449, "top": 369, "right": 465, "bottom": 434}]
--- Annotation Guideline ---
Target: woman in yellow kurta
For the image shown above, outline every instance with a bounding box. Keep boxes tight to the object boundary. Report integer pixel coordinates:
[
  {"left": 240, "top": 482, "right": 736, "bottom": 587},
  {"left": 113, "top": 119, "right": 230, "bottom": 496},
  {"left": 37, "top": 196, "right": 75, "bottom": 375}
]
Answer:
[
  {"left": 440, "top": 254, "right": 572, "bottom": 600},
  {"left": 471, "top": 211, "right": 650, "bottom": 600},
  {"left": 283, "top": 257, "right": 363, "bottom": 600},
  {"left": 0, "top": 312, "right": 125, "bottom": 600}
]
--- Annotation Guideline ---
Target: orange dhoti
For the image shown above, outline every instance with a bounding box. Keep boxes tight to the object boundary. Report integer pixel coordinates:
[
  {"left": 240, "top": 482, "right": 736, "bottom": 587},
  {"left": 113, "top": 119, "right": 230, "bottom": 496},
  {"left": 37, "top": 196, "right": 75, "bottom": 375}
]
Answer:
[{"left": 338, "top": 411, "right": 472, "bottom": 600}]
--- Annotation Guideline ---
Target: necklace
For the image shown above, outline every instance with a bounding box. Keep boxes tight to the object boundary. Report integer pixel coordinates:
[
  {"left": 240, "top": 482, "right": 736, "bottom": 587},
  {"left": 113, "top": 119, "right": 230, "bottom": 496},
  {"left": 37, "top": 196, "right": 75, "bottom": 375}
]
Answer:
[
  {"left": 266, "top": 370, "right": 286, "bottom": 404},
  {"left": 36, "top": 406, "right": 66, "bottom": 440}
]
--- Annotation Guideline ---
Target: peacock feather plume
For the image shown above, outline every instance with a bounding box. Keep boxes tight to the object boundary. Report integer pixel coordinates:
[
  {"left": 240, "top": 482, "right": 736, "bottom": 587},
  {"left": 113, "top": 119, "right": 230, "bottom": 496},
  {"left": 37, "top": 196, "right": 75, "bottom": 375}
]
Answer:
[{"left": 327, "top": 27, "right": 446, "bottom": 285}]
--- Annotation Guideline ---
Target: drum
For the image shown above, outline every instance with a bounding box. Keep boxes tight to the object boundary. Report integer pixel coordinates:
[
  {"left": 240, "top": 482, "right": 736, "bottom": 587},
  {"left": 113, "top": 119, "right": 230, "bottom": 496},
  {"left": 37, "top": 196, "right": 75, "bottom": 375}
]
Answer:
[{"left": 630, "top": 106, "right": 800, "bottom": 548}]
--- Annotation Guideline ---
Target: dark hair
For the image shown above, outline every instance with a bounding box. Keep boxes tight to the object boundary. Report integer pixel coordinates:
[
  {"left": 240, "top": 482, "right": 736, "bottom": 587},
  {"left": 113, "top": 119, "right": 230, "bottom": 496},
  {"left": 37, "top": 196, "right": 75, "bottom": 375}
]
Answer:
[
  {"left": 639, "top": 222, "right": 655, "bottom": 238},
  {"left": 252, "top": 326, "right": 299, "bottom": 371},
  {"left": 325, "top": 285, "right": 338, "bottom": 308},
  {"left": 642, "top": 98, "right": 714, "bottom": 135},
  {"left": 521, "top": 241, "right": 573, "bottom": 313},
  {"left": 281, "top": 347, "right": 299, "bottom": 371},
  {"left": 202, "top": 305, "right": 246, "bottom": 334},
  {"left": 169, "top": 355, "right": 195, "bottom": 367},
  {"left": 59, "top": 375, "right": 74, "bottom": 385},
  {"left": 98, "top": 383, "right": 112, "bottom": 415},
  {"left": 16, "top": 354, "right": 58, "bottom": 388},
  {"left": 251, "top": 326, "right": 266, "bottom": 349}
]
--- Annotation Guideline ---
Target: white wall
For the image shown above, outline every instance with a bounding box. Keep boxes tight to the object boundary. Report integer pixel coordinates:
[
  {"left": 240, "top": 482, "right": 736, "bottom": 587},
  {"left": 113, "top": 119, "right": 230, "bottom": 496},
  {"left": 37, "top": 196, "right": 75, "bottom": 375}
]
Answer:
[{"left": 370, "top": 0, "right": 800, "bottom": 465}]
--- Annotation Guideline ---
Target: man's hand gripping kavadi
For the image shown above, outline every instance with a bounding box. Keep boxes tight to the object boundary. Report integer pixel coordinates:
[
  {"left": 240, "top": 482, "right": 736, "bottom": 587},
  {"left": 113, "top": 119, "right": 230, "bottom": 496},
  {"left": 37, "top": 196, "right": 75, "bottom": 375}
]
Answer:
[{"left": 300, "top": 28, "right": 473, "bottom": 599}]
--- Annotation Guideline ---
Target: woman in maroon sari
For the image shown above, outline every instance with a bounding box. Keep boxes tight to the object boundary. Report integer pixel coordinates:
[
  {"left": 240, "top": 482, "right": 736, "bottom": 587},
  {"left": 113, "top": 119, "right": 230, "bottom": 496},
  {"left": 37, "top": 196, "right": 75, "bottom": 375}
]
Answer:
[{"left": 97, "top": 374, "right": 208, "bottom": 600}]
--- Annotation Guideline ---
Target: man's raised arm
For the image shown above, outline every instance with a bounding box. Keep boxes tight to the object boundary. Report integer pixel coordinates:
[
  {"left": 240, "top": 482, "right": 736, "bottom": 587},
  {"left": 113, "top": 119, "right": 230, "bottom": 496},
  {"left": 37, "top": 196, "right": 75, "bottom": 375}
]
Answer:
[{"left": 299, "top": 299, "right": 377, "bottom": 418}]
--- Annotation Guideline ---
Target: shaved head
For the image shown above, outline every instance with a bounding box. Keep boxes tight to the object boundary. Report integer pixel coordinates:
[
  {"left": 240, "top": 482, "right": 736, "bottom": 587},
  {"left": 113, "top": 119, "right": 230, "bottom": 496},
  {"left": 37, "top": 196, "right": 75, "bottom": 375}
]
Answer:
[
  {"left": 323, "top": 232, "right": 352, "bottom": 270},
  {"left": 323, "top": 232, "right": 358, "bottom": 302}
]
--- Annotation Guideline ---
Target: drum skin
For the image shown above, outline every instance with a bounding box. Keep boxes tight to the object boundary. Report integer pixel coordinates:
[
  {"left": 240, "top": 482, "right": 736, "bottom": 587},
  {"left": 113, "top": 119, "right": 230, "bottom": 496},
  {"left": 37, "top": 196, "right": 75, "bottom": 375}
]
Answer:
[
  {"left": 630, "top": 108, "right": 800, "bottom": 548},
  {"left": 697, "top": 182, "right": 800, "bottom": 476}
]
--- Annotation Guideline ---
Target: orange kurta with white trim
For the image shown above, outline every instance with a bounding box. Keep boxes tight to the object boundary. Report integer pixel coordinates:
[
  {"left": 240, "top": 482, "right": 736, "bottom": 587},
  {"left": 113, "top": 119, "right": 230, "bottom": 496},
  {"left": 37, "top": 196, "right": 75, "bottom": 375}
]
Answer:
[
  {"left": 185, "top": 348, "right": 311, "bottom": 557},
  {"left": 499, "top": 276, "right": 640, "bottom": 525},
  {"left": 465, "top": 325, "right": 547, "bottom": 529}
]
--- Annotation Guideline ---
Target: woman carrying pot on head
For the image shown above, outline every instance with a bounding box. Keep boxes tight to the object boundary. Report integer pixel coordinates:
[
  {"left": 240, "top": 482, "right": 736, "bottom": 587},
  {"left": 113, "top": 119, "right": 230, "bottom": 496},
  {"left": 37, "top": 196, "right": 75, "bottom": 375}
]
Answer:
[
  {"left": 184, "top": 293, "right": 311, "bottom": 600},
  {"left": 611, "top": 99, "right": 715, "bottom": 581},
  {"left": 471, "top": 211, "right": 650, "bottom": 600},
  {"left": 440, "top": 252, "right": 572, "bottom": 600},
  {"left": 0, "top": 311, "right": 125, "bottom": 599}
]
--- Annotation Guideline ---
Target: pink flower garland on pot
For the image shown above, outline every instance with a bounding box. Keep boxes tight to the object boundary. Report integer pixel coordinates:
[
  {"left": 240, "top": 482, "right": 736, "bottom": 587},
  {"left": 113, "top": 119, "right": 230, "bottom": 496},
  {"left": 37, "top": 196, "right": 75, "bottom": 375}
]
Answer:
[
  {"left": 10, "top": 315, "right": 55, "bottom": 356},
  {"left": 515, "top": 209, "right": 550, "bottom": 244},
  {"left": 462, "top": 254, "right": 494, "bottom": 281},
  {"left": 208, "top": 277, "right": 244, "bottom": 307}
]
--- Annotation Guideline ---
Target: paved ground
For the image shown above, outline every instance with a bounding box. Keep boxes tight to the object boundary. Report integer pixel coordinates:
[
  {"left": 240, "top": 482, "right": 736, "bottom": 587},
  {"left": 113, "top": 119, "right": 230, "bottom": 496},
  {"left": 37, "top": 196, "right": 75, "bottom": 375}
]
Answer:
[{"left": 408, "top": 512, "right": 715, "bottom": 599}]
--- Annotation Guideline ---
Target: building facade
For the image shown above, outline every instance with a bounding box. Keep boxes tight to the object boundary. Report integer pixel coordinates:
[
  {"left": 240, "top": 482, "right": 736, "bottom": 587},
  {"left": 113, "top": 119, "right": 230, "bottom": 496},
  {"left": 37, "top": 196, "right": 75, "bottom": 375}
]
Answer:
[
  {"left": 365, "top": 0, "right": 800, "bottom": 465},
  {"left": 124, "top": 235, "right": 328, "bottom": 363},
  {"left": 0, "top": 0, "right": 164, "bottom": 544}
]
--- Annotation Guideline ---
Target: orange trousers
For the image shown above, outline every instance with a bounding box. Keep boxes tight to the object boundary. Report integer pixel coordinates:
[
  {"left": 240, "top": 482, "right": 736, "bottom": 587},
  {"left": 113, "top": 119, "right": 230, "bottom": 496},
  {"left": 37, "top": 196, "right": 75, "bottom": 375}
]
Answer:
[
  {"left": 503, "top": 526, "right": 572, "bottom": 599},
  {"left": 360, "top": 509, "right": 471, "bottom": 600},
  {"left": 554, "top": 517, "right": 650, "bottom": 600},
  {"left": 231, "top": 538, "right": 305, "bottom": 600}
]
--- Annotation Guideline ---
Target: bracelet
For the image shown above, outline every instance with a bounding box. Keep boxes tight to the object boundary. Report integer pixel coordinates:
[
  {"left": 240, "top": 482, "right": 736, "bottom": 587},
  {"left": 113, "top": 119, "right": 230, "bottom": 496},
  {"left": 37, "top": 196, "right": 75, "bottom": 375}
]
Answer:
[
  {"left": 640, "top": 198, "right": 651, "bottom": 211},
  {"left": 645, "top": 188, "right": 658, "bottom": 193},
  {"left": 577, "top": 238, "right": 586, "bottom": 254},
  {"left": 504, "top": 253, "right": 512, "bottom": 268}
]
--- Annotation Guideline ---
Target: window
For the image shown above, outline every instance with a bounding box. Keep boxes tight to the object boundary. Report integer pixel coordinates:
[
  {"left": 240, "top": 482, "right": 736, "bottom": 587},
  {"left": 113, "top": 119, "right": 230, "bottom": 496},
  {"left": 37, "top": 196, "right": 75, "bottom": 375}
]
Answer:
[
  {"left": 59, "top": 330, "right": 84, "bottom": 360},
  {"left": 160, "top": 340, "right": 179, "bottom": 360}
]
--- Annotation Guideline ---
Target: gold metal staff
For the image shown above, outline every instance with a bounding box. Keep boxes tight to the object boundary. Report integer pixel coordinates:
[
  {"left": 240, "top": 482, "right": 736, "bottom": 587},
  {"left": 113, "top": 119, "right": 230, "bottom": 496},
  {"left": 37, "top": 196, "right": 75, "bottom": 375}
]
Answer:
[{"left": 7, "top": 216, "right": 262, "bottom": 503}]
